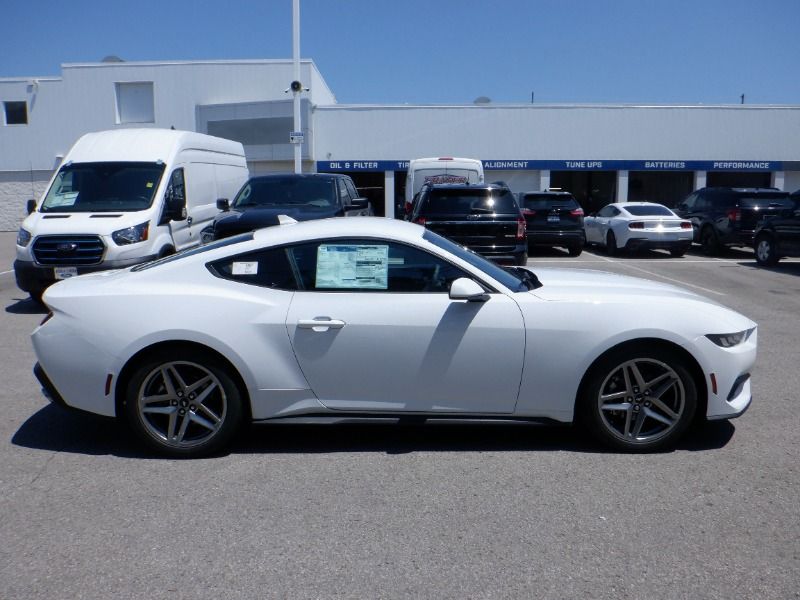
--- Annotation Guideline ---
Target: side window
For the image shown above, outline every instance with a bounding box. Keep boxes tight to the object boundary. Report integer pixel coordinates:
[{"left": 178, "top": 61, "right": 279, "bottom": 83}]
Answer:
[
  {"left": 208, "top": 247, "right": 297, "bottom": 290},
  {"left": 288, "top": 239, "right": 470, "bottom": 293},
  {"left": 345, "top": 178, "right": 359, "bottom": 200},
  {"left": 169, "top": 168, "right": 186, "bottom": 203},
  {"left": 338, "top": 180, "right": 351, "bottom": 207},
  {"left": 597, "top": 205, "right": 614, "bottom": 218},
  {"left": 694, "top": 193, "right": 709, "bottom": 211}
]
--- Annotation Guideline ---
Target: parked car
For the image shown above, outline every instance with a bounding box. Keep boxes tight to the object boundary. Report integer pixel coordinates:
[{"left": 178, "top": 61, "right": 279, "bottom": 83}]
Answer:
[
  {"left": 404, "top": 157, "right": 484, "bottom": 216},
  {"left": 14, "top": 128, "right": 248, "bottom": 301},
  {"left": 33, "top": 218, "right": 756, "bottom": 458},
  {"left": 410, "top": 183, "right": 527, "bottom": 265},
  {"left": 673, "top": 187, "right": 793, "bottom": 255},
  {"left": 202, "top": 173, "right": 372, "bottom": 241},
  {"left": 753, "top": 190, "right": 800, "bottom": 266},
  {"left": 518, "top": 190, "right": 585, "bottom": 256},
  {"left": 584, "top": 202, "right": 693, "bottom": 256}
]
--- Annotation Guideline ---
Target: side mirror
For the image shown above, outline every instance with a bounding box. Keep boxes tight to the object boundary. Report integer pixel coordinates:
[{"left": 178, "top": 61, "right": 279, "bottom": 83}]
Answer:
[
  {"left": 26, "top": 199, "right": 36, "bottom": 214},
  {"left": 449, "top": 278, "right": 489, "bottom": 302},
  {"left": 351, "top": 197, "right": 369, "bottom": 210},
  {"left": 216, "top": 198, "right": 230, "bottom": 211}
]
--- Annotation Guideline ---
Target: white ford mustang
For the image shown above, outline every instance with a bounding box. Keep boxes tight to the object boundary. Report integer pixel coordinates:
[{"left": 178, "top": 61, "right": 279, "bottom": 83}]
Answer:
[{"left": 32, "top": 218, "right": 756, "bottom": 457}]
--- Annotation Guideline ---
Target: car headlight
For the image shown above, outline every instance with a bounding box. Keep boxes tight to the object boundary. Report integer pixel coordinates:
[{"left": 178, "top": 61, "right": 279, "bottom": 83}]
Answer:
[
  {"left": 112, "top": 222, "right": 150, "bottom": 245},
  {"left": 17, "top": 228, "right": 32, "bottom": 247},
  {"left": 706, "top": 328, "right": 755, "bottom": 348}
]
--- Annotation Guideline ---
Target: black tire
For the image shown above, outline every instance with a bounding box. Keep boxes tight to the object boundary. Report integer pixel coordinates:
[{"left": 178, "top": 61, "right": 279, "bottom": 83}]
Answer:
[
  {"left": 754, "top": 234, "right": 779, "bottom": 266},
  {"left": 568, "top": 245, "right": 583, "bottom": 257},
  {"left": 515, "top": 252, "right": 528, "bottom": 266},
  {"left": 124, "top": 348, "right": 244, "bottom": 458},
  {"left": 578, "top": 345, "right": 697, "bottom": 452},
  {"left": 29, "top": 289, "right": 45, "bottom": 304},
  {"left": 700, "top": 226, "right": 720, "bottom": 256},
  {"left": 605, "top": 231, "right": 618, "bottom": 256},
  {"left": 669, "top": 246, "right": 687, "bottom": 258}
]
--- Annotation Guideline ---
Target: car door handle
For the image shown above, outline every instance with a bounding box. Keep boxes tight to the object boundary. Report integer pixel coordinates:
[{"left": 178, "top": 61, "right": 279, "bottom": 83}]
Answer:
[
  {"left": 187, "top": 216, "right": 193, "bottom": 226},
  {"left": 297, "top": 318, "right": 346, "bottom": 331}
]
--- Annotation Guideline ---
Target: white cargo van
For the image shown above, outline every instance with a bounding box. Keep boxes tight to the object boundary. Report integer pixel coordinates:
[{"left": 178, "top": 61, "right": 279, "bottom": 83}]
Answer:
[
  {"left": 404, "top": 157, "right": 484, "bottom": 216},
  {"left": 14, "top": 128, "right": 248, "bottom": 300}
]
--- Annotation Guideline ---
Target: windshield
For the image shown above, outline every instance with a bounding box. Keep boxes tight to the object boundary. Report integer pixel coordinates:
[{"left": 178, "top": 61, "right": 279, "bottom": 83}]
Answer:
[
  {"left": 233, "top": 177, "right": 337, "bottom": 209},
  {"left": 413, "top": 168, "right": 480, "bottom": 195},
  {"left": 422, "top": 229, "right": 533, "bottom": 292},
  {"left": 421, "top": 188, "right": 519, "bottom": 215},
  {"left": 41, "top": 162, "right": 165, "bottom": 213},
  {"left": 623, "top": 204, "right": 675, "bottom": 216},
  {"left": 522, "top": 195, "right": 578, "bottom": 210}
]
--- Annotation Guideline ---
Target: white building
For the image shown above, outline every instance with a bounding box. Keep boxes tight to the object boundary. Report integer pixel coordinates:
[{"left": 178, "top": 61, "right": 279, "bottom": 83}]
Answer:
[{"left": 1, "top": 58, "right": 799, "bottom": 229}]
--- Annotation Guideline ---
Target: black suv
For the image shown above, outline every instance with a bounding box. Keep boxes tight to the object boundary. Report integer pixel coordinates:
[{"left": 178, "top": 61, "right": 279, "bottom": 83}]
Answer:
[
  {"left": 674, "top": 187, "right": 793, "bottom": 255},
  {"left": 204, "top": 173, "right": 371, "bottom": 241},
  {"left": 410, "top": 183, "right": 528, "bottom": 265},
  {"left": 517, "top": 190, "right": 585, "bottom": 256},
  {"left": 753, "top": 190, "right": 800, "bottom": 266}
]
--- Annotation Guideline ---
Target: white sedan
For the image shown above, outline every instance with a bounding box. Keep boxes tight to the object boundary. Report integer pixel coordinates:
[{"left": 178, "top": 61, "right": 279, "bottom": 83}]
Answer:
[
  {"left": 32, "top": 217, "right": 756, "bottom": 457},
  {"left": 584, "top": 202, "right": 694, "bottom": 256}
]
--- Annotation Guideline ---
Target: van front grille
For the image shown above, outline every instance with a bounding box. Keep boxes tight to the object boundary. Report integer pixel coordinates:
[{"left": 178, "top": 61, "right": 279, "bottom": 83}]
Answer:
[{"left": 33, "top": 235, "right": 105, "bottom": 266}]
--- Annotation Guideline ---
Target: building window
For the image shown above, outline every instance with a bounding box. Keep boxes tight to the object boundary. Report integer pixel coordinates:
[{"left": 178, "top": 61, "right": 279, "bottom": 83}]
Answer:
[
  {"left": 4, "top": 101, "right": 27, "bottom": 125},
  {"left": 115, "top": 82, "right": 154, "bottom": 124}
]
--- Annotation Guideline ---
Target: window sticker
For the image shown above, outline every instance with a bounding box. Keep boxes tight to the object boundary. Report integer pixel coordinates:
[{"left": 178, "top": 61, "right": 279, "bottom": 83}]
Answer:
[
  {"left": 48, "top": 191, "right": 79, "bottom": 208},
  {"left": 316, "top": 244, "right": 388, "bottom": 289},
  {"left": 146, "top": 182, "right": 154, "bottom": 188},
  {"left": 232, "top": 261, "right": 259, "bottom": 275}
]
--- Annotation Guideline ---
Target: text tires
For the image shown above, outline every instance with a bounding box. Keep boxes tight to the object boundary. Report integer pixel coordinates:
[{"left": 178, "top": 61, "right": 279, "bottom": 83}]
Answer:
[
  {"left": 579, "top": 346, "right": 697, "bottom": 452},
  {"left": 124, "top": 349, "right": 244, "bottom": 458},
  {"left": 754, "top": 235, "right": 779, "bottom": 266}
]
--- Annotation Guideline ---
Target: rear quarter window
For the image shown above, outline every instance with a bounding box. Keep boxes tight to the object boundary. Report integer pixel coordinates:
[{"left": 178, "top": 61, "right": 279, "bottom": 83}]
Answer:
[{"left": 421, "top": 189, "right": 518, "bottom": 215}]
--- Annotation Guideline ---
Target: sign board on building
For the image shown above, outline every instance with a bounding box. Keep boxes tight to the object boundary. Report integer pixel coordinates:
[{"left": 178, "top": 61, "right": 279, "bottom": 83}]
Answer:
[
  {"left": 317, "top": 160, "right": 785, "bottom": 172},
  {"left": 289, "top": 131, "right": 304, "bottom": 144}
]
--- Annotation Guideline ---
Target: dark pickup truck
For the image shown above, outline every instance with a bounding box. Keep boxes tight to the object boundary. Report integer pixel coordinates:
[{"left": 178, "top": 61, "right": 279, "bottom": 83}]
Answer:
[
  {"left": 410, "top": 183, "right": 528, "bottom": 265},
  {"left": 203, "top": 173, "right": 371, "bottom": 241}
]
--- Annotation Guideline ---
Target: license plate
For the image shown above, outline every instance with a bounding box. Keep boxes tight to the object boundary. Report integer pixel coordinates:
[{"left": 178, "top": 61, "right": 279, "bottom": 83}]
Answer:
[
  {"left": 547, "top": 215, "right": 560, "bottom": 223},
  {"left": 54, "top": 267, "right": 78, "bottom": 280},
  {"left": 660, "top": 233, "right": 678, "bottom": 241}
]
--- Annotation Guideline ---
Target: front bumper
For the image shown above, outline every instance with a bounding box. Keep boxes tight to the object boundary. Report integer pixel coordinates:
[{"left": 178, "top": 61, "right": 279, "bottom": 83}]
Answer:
[{"left": 14, "top": 256, "right": 156, "bottom": 293}]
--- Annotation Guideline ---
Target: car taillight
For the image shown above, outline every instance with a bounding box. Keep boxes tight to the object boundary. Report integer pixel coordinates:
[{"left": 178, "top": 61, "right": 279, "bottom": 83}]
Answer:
[
  {"left": 414, "top": 216, "right": 427, "bottom": 226},
  {"left": 680, "top": 221, "right": 692, "bottom": 229},
  {"left": 628, "top": 222, "right": 644, "bottom": 229},
  {"left": 570, "top": 207, "right": 584, "bottom": 217},
  {"left": 727, "top": 208, "right": 741, "bottom": 222},
  {"left": 517, "top": 216, "right": 526, "bottom": 240},
  {"left": 404, "top": 202, "right": 413, "bottom": 215},
  {"left": 522, "top": 208, "right": 536, "bottom": 216}
]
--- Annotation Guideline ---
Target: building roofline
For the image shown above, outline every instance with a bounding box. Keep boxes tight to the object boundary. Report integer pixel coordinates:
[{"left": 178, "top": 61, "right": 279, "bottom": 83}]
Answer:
[
  {"left": 60, "top": 58, "right": 317, "bottom": 69},
  {"left": 315, "top": 103, "right": 800, "bottom": 110}
]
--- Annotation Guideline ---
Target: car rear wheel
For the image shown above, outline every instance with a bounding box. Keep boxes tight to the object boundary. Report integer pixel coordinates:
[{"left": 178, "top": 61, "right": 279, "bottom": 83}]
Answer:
[
  {"left": 701, "top": 226, "right": 720, "bottom": 256},
  {"left": 669, "top": 246, "right": 688, "bottom": 258},
  {"left": 605, "top": 231, "right": 618, "bottom": 256},
  {"left": 579, "top": 346, "right": 697, "bottom": 452},
  {"left": 754, "top": 235, "right": 779, "bottom": 266},
  {"left": 568, "top": 245, "right": 583, "bottom": 257},
  {"left": 124, "top": 349, "right": 244, "bottom": 458}
]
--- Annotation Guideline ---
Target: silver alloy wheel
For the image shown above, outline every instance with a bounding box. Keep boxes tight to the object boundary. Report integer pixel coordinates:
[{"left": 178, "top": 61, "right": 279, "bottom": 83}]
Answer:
[
  {"left": 756, "top": 239, "right": 772, "bottom": 263},
  {"left": 137, "top": 361, "right": 227, "bottom": 449},
  {"left": 597, "top": 358, "right": 685, "bottom": 444}
]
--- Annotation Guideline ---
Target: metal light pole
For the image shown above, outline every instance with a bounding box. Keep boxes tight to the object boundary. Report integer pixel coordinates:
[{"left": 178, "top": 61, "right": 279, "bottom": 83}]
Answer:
[{"left": 291, "top": 0, "right": 302, "bottom": 174}]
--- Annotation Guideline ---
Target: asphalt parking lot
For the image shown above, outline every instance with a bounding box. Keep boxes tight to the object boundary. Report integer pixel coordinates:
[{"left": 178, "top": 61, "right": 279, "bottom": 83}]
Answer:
[{"left": 1, "top": 231, "right": 798, "bottom": 600}]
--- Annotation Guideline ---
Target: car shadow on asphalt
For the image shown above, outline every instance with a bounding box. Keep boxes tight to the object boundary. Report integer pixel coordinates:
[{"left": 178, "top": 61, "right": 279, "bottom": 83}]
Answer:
[
  {"left": 735, "top": 259, "right": 800, "bottom": 277},
  {"left": 12, "top": 404, "right": 736, "bottom": 458},
  {"left": 5, "top": 296, "right": 48, "bottom": 315}
]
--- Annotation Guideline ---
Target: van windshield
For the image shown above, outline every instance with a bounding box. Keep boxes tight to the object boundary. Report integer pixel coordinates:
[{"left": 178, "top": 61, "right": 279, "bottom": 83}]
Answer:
[
  {"left": 40, "top": 162, "right": 165, "bottom": 213},
  {"left": 413, "top": 168, "right": 480, "bottom": 195}
]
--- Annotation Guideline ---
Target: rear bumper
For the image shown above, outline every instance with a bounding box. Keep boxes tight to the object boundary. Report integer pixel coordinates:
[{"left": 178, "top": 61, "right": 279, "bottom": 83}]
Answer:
[
  {"left": 623, "top": 238, "right": 692, "bottom": 251},
  {"left": 527, "top": 230, "right": 585, "bottom": 247},
  {"left": 468, "top": 243, "right": 528, "bottom": 263}
]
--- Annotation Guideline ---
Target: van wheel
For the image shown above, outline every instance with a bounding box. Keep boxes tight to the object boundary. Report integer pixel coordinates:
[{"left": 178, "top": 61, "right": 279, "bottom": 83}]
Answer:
[{"left": 158, "top": 246, "right": 175, "bottom": 259}]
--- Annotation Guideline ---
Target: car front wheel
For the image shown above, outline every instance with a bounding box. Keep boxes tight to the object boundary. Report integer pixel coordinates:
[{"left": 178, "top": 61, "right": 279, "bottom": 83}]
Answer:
[
  {"left": 754, "top": 235, "right": 779, "bottom": 266},
  {"left": 124, "top": 349, "right": 244, "bottom": 458},
  {"left": 579, "top": 346, "right": 697, "bottom": 452}
]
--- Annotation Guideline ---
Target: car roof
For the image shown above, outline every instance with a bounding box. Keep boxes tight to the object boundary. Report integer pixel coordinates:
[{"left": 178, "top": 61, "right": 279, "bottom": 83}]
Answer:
[
  {"left": 427, "top": 183, "right": 506, "bottom": 191},
  {"left": 520, "top": 190, "right": 574, "bottom": 197},
  {"left": 252, "top": 216, "right": 426, "bottom": 247},
  {"left": 247, "top": 173, "right": 342, "bottom": 182}
]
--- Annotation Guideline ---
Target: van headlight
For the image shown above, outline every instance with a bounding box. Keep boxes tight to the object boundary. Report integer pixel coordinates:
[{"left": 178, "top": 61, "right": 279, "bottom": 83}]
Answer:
[
  {"left": 112, "top": 222, "right": 150, "bottom": 245},
  {"left": 706, "top": 328, "right": 755, "bottom": 348},
  {"left": 16, "top": 228, "right": 32, "bottom": 247}
]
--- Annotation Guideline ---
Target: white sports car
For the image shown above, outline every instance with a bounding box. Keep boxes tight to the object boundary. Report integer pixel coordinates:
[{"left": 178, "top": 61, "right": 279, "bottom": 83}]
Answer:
[
  {"left": 584, "top": 202, "right": 694, "bottom": 256},
  {"left": 32, "top": 218, "right": 756, "bottom": 457}
]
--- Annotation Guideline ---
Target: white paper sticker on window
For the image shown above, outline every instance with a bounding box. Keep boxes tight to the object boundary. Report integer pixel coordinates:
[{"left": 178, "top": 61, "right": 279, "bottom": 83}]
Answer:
[
  {"left": 48, "top": 191, "right": 79, "bottom": 208},
  {"left": 316, "top": 244, "right": 388, "bottom": 289},
  {"left": 232, "top": 261, "right": 259, "bottom": 275}
]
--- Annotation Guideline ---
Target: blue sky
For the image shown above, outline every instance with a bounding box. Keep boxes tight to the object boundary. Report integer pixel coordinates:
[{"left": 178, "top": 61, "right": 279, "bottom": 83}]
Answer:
[{"left": 1, "top": 0, "right": 798, "bottom": 105}]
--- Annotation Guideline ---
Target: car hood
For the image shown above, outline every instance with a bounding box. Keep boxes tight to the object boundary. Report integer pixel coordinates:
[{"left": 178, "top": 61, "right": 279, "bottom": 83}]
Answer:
[
  {"left": 23, "top": 211, "right": 146, "bottom": 236},
  {"left": 213, "top": 206, "right": 340, "bottom": 237}
]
